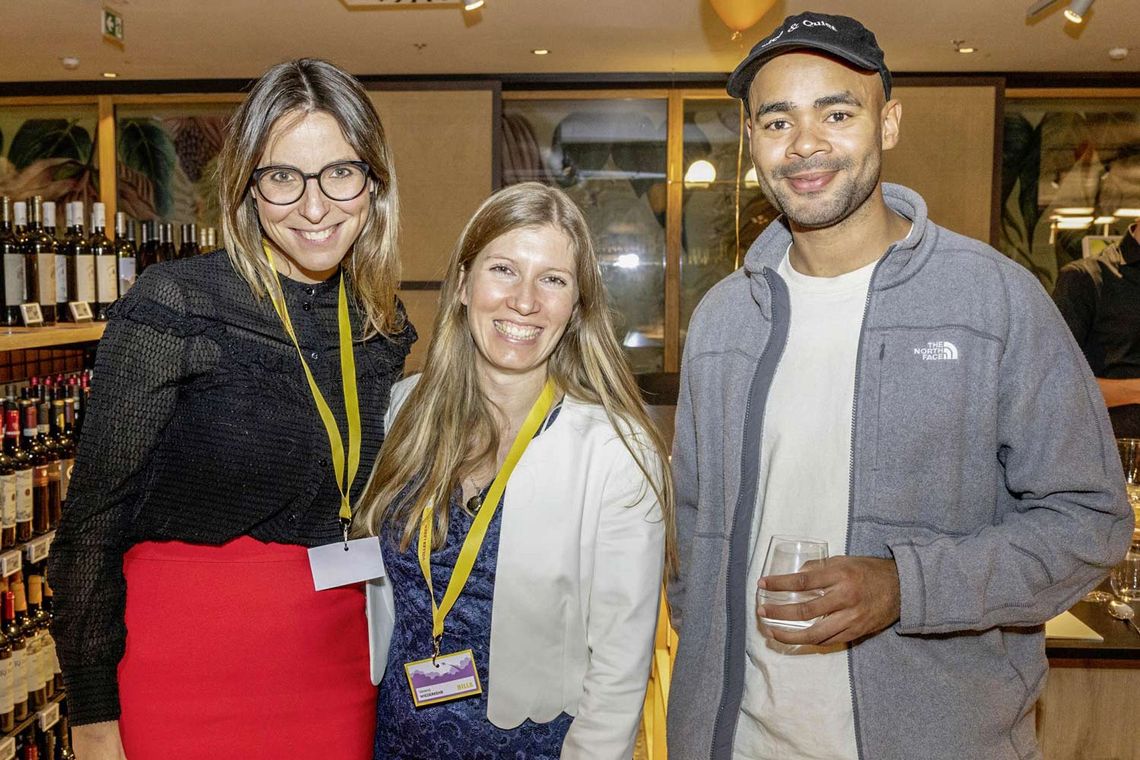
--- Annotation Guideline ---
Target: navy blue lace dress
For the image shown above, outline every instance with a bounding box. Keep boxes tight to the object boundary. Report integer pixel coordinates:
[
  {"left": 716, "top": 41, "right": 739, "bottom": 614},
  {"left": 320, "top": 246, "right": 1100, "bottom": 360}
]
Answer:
[{"left": 373, "top": 487, "right": 574, "bottom": 759}]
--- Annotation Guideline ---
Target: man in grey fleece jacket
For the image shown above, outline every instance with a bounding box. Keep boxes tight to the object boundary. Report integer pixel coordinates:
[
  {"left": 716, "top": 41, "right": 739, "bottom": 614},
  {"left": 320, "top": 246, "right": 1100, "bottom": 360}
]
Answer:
[{"left": 666, "top": 11, "right": 1134, "bottom": 760}]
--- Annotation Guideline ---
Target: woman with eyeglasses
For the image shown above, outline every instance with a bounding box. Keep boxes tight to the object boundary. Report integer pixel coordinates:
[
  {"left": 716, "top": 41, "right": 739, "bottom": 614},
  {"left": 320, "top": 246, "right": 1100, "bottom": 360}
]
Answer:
[{"left": 48, "top": 58, "right": 414, "bottom": 760}]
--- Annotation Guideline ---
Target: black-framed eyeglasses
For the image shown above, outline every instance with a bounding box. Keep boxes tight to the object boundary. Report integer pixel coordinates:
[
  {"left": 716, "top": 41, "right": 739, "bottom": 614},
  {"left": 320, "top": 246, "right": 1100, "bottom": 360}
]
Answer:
[{"left": 250, "top": 160, "right": 372, "bottom": 206}]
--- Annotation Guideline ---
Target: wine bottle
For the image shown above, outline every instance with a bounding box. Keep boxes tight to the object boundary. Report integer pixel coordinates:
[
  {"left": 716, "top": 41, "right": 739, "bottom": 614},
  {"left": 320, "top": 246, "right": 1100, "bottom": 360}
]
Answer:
[
  {"left": 115, "top": 212, "right": 137, "bottom": 296},
  {"left": 40, "top": 202, "right": 56, "bottom": 239},
  {"left": 157, "top": 223, "right": 177, "bottom": 263},
  {"left": 25, "top": 576, "right": 51, "bottom": 702},
  {"left": 57, "top": 715, "right": 76, "bottom": 760},
  {"left": 179, "top": 223, "right": 200, "bottom": 259},
  {"left": 0, "top": 581, "right": 13, "bottom": 733},
  {"left": 36, "top": 402, "right": 61, "bottom": 533},
  {"left": 0, "top": 197, "right": 24, "bottom": 326},
  {"left": 0, "top": 411, "right": 16, "bottom": 550},
  {"left": 23, "top": 198, "right": 57, "bottom": 325},
  {"left": 11, "top": 203, "right": 27, "bottom": 238},
  {"left": 7, "top": 403, "right": 33, "bottom": 543},
  {"left": 23, "top": 402, "right": 51, "bottom": 537},
  {"left": 41, "top": 579, "right": 61, "bottom": 692},
  {"left": 4, "top": 590, "right": 26, "bottom": 722},
  {"left": 136, "top": 220, "right": 158, "bottom": 274},
  {"left": 66, "top": 202, "right": 95, "bottom": 310},
  {"left": 51, "top": 400, "right": 73, "bottom": 530},
  {"left": 92, "top": 203, "right": 117, "bottom": 321},
  {"left": 55, "top": 203, "right": 76, "bottom": 322},
  {"left": 11, "top": 581, "right": 38, "bottom": 713}
]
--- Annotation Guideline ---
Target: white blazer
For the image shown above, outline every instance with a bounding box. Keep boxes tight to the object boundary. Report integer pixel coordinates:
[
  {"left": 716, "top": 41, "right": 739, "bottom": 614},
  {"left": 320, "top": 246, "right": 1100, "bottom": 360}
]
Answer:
[{"left": 367, "top": 375, "right": 665, "bottom": 760}]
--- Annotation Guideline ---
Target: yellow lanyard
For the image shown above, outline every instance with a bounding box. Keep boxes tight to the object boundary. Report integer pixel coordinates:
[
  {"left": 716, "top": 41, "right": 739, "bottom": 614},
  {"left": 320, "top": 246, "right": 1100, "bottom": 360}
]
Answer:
[
  {"left": 418, "top": 379, "right": 556, "bottom": 659},
  {"left": 263, "top": 242, "right": 361, "bottom": 534}
]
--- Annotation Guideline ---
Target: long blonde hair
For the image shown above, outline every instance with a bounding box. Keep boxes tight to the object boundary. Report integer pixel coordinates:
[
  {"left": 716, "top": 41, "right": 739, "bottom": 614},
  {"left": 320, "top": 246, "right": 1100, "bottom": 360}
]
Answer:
[
  {"left": 354, "top": 182, "right": 676, "bottom": 574},
  {"left": 215, "top": 57, "right": 402, "bottom": 337}
]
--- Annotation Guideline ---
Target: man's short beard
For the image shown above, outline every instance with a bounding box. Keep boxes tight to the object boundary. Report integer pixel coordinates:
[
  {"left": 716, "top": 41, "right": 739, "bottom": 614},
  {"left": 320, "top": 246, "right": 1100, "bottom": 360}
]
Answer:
[{"left": 759, "top": 156, "right": 881, "bottom": 230}]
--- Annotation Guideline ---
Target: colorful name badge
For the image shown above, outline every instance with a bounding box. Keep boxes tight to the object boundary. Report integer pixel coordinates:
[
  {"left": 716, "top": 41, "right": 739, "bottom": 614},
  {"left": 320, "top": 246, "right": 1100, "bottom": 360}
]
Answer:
[
  {"left": 404, "top": 649, "right": 483, "bottom": 707},
  {"left": 308, "top": 536, "right": 386, "bottom": 591}
]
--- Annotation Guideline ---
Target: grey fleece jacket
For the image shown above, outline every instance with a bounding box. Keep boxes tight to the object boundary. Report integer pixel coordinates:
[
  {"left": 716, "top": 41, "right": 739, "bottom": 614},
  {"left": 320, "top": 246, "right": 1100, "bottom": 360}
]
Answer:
[{"left": 665, "top": 183, "right": 1134, "bottom": 760}]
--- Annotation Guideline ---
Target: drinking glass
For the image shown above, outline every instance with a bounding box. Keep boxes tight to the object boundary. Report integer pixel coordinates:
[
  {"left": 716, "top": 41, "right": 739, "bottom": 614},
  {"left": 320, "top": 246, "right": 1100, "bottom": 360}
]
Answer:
[
  {"left": 755, "top": 535, "right": 829, "bottom": 631},
  {"left": 1092, "top": 439, "right": 1140, "bottom": 603},
  {"left": 1110, "top": 543, "right": 1140, "bottom": 603}
]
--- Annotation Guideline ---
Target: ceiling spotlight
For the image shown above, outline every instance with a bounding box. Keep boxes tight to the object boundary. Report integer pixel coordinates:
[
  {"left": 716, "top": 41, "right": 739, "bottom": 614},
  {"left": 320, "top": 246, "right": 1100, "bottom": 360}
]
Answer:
[
  {"left": 1108, "top": 47, "right": 1129, "bottom": 61},
  {"left": 463, "top": 0, "right": 484, "bottom": 10},
  {"left": 532, "top": 48, "right": 550, "bottom": 55},
  {"left": 102, "top": 72, "right": 118, "bottom": 79},
  {"left": 953, "top": 40, "right": 976, "bottom": 54},
  {"left": 60, "top": 56, "right": 80, "bottom": 70},
  {"left": 1064, "top": 0, "right": 1093, "bottom": 23}
]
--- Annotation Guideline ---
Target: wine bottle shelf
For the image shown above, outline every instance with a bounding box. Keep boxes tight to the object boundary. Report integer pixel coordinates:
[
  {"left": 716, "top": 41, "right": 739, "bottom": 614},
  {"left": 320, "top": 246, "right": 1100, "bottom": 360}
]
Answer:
[
  {"left": 0, "top": 324, "right": 105, "bottom": 353},
  {"left": 0, "top": 689, "right": 66, "bottom": 755}
]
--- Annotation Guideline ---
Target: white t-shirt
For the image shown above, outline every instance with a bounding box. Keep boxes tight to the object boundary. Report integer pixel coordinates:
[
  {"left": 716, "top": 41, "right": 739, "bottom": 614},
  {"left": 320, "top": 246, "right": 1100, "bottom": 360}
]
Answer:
[{"left": 732, "top": 250, "right": 877, "bottom": 760}]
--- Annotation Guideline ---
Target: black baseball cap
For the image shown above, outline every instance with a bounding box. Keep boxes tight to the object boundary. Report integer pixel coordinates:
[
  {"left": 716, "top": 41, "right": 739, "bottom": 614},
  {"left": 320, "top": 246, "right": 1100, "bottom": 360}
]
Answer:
[{"left": 727, "top": 12, "right": 892, "bottom": 102}]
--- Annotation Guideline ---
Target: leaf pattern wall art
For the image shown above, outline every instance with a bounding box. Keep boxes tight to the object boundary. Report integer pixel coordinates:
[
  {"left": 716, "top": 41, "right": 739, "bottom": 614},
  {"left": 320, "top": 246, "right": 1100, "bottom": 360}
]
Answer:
[{"left": 0, "top": 106, "right": 100, "bottom": 207}]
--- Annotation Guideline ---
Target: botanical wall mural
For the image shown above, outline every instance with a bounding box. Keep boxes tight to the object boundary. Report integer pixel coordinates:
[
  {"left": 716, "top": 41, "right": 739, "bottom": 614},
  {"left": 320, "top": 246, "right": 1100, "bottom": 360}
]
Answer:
[
  {"left": 0, "top": 105, "right": 100, "bottom": 209},
  {"left": 116, "top": 104, "right": 232, "bottom": 231}
]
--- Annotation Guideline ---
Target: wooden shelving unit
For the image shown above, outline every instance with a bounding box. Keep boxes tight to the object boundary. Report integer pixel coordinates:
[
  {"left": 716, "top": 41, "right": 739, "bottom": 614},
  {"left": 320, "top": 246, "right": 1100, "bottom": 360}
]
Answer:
[{"left": 0, "top": 324, "right": 105, "bottom": 352}]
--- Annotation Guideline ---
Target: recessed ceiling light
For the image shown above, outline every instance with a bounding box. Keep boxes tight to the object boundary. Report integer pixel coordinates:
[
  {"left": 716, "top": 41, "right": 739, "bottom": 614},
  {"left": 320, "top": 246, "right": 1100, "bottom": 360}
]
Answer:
[
  {"left": 957, "top": 46, "right": 976, "bottom": 54},
  {"left": 60, "top": 56, "right": 80, "bottom": 70},
  {"left": 1109, "top": 47, "right": 1129, "bottom": 61},
  {"left": 463, "top": 0, "right": 484, "bottom": 10},
  {"left": 102, "top": 72, "right": 118, "bottom": 78},
  {"left": 532, "top": 49, "right": 550, "bottom": 56}
]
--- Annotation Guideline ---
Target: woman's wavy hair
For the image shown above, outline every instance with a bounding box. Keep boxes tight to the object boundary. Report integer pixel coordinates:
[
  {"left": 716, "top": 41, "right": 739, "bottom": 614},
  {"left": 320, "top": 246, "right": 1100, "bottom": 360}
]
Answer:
[
  {"left": 215, "top": 57, "right": 402, "bottom": 336},
  {"left": 354, "top": 182, "right": 676, "bottom": 575}
]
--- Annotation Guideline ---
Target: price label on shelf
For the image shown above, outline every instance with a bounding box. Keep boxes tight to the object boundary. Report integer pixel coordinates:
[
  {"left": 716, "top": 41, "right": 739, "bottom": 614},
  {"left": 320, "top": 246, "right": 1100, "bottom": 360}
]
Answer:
[
  {"left": 37, "top": 700, "right": 60, "bottom": 731},
  {"left": 0, "top": 736, "right": 13, "bottom": 760},
  {"left": 24, "top": 532, "right": 54, "bottom": 565},
  {"left": 0, "top": 550, "right": 21, "bottom": 578}
]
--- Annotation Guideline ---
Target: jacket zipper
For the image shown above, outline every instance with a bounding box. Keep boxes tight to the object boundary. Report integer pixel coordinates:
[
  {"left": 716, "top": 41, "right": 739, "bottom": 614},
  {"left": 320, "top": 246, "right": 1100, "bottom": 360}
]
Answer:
[
  {"left": 845, "top": 255, "right": 888, "bottom": 760},
  {"left": 709, "top": 268, "right": 789, "bottom": 760}
]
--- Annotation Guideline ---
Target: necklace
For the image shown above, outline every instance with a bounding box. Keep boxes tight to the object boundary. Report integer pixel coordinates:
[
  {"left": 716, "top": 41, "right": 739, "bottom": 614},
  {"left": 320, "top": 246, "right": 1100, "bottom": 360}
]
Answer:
[{"left": 464, "top": 477, "right": 488, "bottom": 515}]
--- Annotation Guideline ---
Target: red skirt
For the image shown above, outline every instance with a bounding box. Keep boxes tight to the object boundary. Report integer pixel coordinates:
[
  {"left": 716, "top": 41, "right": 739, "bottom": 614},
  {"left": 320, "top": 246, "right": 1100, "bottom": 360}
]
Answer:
[{"left": 118, "top": 537, "right": 376, "bottom": 759}]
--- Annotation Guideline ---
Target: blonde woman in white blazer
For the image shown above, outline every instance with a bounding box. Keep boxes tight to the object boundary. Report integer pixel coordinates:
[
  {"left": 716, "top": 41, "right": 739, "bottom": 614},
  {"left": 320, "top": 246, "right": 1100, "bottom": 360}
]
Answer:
[{"left": 355, "top": 182, "right": 674, "bottom": 760}]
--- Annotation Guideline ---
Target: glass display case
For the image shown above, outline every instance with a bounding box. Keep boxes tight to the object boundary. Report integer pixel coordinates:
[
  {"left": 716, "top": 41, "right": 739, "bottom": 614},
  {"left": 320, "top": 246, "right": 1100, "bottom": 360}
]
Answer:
[
  {"left": 502, "top": 96, "right": 668, "bottom": 373},
  {"left": 678, "top": 96, "right": 777, "bottom": 351},
  {"left": 1001, "top": 95, "right": 1140, "bottom": 290}
]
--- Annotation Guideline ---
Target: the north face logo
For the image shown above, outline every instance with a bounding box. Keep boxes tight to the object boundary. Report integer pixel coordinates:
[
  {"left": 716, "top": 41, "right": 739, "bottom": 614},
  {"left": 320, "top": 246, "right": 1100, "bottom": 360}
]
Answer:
[{"left": 913, "top": 341, "right": 959, "bottom": 361}]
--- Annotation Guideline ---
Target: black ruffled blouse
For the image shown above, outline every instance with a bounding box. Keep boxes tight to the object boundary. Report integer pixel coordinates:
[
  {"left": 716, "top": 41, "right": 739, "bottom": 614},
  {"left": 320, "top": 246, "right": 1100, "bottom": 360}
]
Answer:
[{"left": 47, "top": 250, "right": 415, "bottom": 725}]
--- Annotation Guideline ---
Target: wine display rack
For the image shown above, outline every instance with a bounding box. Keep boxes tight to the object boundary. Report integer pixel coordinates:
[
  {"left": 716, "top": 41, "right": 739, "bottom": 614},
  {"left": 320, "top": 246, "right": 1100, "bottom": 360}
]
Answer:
[{"left": 0, "top": 690, "right": 64, "bottom": 757}]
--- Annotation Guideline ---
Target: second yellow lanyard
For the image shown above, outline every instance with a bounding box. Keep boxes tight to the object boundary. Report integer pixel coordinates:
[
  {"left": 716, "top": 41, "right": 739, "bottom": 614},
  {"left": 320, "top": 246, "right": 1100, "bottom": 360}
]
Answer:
[{"left": 417, "top": 379, "right": 556, "bottom": 656}]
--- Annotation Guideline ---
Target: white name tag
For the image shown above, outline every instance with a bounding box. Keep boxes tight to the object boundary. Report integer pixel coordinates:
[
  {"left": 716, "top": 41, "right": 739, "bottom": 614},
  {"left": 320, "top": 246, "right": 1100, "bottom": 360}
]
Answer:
[{"left": 308, "top": 536, "right": 386, "bottom": 591}]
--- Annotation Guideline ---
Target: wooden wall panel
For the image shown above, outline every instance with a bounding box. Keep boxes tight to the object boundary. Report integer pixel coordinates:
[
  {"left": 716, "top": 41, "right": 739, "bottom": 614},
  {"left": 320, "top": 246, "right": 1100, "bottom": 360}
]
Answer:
[
  {"left": 396, "top": 289, "right": 442, "bottom": 374},
  {"left": 370, "top": 90, "right": 494, "bottom": 283},
  {"left": 883, "top": 86, "right": 997, "bottom": 245}
]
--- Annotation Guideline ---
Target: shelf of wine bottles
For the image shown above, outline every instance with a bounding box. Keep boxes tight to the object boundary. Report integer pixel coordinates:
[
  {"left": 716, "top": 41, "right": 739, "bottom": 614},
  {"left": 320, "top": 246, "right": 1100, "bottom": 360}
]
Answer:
[
  {"left": 0, "top": 193, "right": 217, "bottom": 335},
  {"left": 0, "top": 371, "right": 87, "bottom": 760}
]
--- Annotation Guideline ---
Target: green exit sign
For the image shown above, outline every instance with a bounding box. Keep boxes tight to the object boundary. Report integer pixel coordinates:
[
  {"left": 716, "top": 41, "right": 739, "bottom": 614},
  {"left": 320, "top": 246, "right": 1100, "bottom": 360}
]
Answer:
[{"left": 102, "top": 8, "right": 124, "bottom": 43}]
